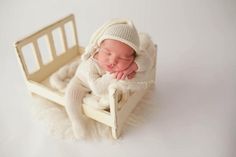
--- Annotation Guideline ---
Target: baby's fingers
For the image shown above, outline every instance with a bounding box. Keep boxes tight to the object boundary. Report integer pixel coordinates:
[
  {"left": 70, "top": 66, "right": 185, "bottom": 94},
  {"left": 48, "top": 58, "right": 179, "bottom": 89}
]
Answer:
[
  {"left": 121, "top": 72, "right": 129, "bottom": 80},
  {"left": 116, "top": 72, "right": 124, "bottom": 80},
  {"left": 127, "top": 71, "right": 136, "bottom": 79}
]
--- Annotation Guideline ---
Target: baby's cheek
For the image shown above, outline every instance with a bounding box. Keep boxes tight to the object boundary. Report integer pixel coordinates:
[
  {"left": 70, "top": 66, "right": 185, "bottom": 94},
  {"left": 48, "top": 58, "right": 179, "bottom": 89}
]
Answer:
[{"left": 99, "top": 57, "right": 108, "bottom": 65}]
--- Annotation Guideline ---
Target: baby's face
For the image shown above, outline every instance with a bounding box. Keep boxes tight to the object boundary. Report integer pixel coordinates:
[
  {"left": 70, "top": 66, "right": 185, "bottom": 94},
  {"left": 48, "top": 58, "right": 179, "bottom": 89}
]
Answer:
[{"left": 95, "top": 39, "right": 135, "bottom": 72}]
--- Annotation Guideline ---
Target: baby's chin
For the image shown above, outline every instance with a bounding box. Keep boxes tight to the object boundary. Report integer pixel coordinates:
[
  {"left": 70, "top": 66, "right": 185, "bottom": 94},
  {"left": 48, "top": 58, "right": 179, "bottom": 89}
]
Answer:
[{"left": 105, "top": 68, "right": 116, "bottom": 73}]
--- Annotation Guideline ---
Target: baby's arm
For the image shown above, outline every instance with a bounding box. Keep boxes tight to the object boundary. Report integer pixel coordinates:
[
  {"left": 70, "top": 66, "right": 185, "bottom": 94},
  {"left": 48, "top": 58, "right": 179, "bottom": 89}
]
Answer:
[
  {"left": 115, "top": 52, "right": 151, "bottom": 80},
  {"left": 76, "top": 59, "right": 117, "bottom": 96},
  {"left": 115, "top": 46, "right": 155, "bottom": 80},
  {"left": 88, "top": 70, "right": 116, "bottom": 96},
  {"left": 115, "top": 33, "right": 156, "bottom": 80}
]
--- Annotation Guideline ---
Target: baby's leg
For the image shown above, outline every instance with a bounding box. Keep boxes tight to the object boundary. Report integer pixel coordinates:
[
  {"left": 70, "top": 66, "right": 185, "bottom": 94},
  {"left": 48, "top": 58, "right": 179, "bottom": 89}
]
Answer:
[{"left": 65, "top": 76, "right": 90, "bottom": 139}]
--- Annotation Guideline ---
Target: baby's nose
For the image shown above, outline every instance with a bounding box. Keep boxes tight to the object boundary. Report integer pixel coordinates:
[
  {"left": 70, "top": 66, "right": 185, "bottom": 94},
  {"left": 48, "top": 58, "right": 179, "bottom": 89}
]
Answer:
[{"left": 110, "top": 56, "right": 117, "bottom": 65}]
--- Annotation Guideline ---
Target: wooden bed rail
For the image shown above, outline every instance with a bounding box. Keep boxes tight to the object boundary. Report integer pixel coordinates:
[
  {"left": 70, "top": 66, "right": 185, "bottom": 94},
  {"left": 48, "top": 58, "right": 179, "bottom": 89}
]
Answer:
[{"left": 14, "top": 14, "right": 80, "bottom": 82}]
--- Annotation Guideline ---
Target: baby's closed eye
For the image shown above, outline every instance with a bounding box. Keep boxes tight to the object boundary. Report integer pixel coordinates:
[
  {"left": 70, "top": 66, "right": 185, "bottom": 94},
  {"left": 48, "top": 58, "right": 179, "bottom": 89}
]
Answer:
[{"left": 119, "top": 55, "right": 134, "bottom": 60}]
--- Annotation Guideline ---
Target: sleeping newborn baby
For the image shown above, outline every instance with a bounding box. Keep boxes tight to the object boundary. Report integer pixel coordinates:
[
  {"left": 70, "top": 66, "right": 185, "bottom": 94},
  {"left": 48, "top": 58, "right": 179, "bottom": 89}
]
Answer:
[
  {"left": 65, "top": 19, "right": 156, "bottom": 139},
  {"left": 82, "top": 32, "right": 156, "bottom": 110}
]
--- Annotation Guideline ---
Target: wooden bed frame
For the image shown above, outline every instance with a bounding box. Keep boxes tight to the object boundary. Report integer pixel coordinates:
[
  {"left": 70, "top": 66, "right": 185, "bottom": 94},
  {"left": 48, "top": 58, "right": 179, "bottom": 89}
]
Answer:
[{"left": 14, "top": 14, "right": 156, "bottom": 139}]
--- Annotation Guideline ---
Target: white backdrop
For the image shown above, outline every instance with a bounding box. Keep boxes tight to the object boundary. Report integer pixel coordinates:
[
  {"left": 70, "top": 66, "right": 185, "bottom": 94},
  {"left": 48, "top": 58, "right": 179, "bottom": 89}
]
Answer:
[{"left": 0, "top": 0, "right": 235, "bottom": 157}]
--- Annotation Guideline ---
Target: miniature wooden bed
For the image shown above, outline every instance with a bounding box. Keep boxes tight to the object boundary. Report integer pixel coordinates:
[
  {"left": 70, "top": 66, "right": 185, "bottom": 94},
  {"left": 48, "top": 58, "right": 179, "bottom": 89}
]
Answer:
[{"left": 14, "top": 14, "right": 157, "bottom": 139}]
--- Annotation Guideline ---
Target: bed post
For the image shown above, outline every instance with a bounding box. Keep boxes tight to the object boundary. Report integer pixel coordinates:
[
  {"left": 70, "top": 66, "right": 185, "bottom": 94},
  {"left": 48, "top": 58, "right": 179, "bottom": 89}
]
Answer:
[{"left": 109, "top": 86, "right": 120, "bottom": 139}]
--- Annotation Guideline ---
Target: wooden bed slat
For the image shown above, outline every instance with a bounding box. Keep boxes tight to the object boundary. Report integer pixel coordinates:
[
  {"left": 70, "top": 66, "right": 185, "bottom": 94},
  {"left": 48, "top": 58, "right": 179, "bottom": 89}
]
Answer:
[
  {"left": 47, "top": 32, "right": 57, "bottom": 59},
  {"left": 72, "top": 18, "right": 79, "bottom": 46},
  {"left": 32, "top": 40, "right": 43, "bottom": 67},
  {"left": 60, "top": 25, "right": 68, "bottom": 51},
  {"left": 28, "top": 46, "right": 79, "bottom": 82}
]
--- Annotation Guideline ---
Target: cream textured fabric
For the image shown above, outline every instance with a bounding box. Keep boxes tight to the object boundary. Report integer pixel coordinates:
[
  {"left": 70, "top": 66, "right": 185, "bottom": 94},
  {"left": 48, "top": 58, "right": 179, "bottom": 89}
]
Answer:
[
  {"left": 49, "top": 60, "right": 80, "bottom": 92},
  {"left": 97, "top": 22, "right": 140, "bottom": 53},
  {"left": 82, "top": 19, "right": 140, "bottom": 61},
  {"left": 64, "top": 77, "right": 91, "bottom": 139},
  {"left": 75, "top": 58, "right": 116, "bottom": 97}
]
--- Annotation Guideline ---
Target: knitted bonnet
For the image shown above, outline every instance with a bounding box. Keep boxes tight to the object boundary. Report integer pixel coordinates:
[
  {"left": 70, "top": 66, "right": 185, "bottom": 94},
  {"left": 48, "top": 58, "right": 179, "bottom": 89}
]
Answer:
[{"left": 82, "top": 19, "right": 140, "bottom": 60}]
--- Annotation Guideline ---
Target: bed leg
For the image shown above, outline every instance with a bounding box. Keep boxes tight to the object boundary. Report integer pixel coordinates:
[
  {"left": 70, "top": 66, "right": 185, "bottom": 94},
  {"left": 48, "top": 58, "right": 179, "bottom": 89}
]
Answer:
[
  {"left": 111, "top": 127, "right": 122, "bottom": 139},
  {"left": 111, "top": 128, "right": 118, "bottom": 139},
  {"left": 109, "top": 86, "right": 120, "bottom": 139}
]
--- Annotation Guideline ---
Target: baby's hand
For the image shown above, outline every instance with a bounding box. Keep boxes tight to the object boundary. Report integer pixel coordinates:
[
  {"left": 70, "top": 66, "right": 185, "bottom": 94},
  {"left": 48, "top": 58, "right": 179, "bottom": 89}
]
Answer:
[
  {"left": 114, "top": 62, "right": 138, "bottom": 80},
  {"left": 127, "top": 71, "right": 136, "bottom": 79}
]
